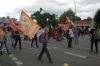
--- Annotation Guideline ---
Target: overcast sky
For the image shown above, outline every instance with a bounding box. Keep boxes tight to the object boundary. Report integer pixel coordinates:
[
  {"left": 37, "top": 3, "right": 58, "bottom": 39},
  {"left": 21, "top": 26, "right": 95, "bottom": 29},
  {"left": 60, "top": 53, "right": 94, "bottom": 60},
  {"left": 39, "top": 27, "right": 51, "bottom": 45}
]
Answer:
[{"left": 0, "top": 0, "right": 100, "bottom": 20}]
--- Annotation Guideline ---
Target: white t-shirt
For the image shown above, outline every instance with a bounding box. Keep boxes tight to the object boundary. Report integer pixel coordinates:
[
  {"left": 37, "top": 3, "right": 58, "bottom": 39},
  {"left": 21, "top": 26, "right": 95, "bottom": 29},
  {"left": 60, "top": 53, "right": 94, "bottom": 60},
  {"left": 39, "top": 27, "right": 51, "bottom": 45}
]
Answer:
[{"left": 69, "top": 29, "right": 74, "bottom": 37}]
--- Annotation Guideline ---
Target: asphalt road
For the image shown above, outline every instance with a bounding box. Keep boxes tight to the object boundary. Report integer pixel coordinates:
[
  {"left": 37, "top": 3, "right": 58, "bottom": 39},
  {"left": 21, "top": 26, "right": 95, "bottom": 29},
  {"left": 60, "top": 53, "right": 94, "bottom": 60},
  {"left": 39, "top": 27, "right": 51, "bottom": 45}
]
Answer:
[{"left": 0, "top": 34, "right": 100, "bottom": 66}]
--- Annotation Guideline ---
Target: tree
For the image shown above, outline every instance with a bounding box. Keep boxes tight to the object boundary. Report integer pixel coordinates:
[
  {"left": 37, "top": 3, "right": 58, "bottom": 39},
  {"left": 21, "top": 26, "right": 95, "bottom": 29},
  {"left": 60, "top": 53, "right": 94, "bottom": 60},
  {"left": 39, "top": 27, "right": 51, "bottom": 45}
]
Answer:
[
  {"left": 87, "top": 17, "right": 92, "bottom": 21},
  {"left": 31, "top": 8, "right": 58, "bottom": 28},
  {"left": 59, "top": 8, "right": 81, "bottom": 23},
  {"left": 74, "top": 16, "right": 81, "bottom": 21},
  {"left": 94, "top": 9, "right": 100, "bottom": 28},
  {"left": 31, "top": 11, "right": 47, "bottom": 28}
]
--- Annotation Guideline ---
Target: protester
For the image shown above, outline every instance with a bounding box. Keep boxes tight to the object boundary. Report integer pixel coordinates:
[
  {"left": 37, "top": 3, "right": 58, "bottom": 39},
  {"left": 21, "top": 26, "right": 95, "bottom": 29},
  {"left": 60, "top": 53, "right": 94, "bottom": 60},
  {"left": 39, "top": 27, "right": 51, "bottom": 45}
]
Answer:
[
  {"left": 14, "top": 30, "right": 22, "bottom": 50},
  {"left": 38, "top": 28, "right": 53, "bottom": 63},
  {"left": 90, "top": 28, "right": 98, "bottom": 54},
  {"left": 73, "top": 28, "right": 79, "bottom": 44},
  {"left": 0, "top": 27, "right": 11, "bottom": 55},
  {"left": 68, "top": 27, "right": 74, "bottom": 48},
  {"left": 31, "top": 33, "right": 39, "bottom": 48}
]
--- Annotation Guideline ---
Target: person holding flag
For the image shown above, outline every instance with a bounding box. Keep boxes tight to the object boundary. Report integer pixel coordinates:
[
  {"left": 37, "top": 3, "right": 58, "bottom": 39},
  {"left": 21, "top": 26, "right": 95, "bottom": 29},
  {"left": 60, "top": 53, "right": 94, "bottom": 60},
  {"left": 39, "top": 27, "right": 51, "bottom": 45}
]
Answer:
[
  {"left": 0, "top": 27, "right": 11, "bottom": 55},
  {"left": 13, "top": 29, "right": 22, "bottom": 50},
  {"left": 7, "top": 16, "right": 22, "bottom": 50}
]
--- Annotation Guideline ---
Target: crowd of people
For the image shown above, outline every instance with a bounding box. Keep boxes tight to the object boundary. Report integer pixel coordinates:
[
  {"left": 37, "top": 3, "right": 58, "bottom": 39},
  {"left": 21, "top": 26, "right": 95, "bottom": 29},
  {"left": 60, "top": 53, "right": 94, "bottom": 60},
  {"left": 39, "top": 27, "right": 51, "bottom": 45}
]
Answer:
[{"left": 0, "top": 23, "right": 100, "bottom": 63}]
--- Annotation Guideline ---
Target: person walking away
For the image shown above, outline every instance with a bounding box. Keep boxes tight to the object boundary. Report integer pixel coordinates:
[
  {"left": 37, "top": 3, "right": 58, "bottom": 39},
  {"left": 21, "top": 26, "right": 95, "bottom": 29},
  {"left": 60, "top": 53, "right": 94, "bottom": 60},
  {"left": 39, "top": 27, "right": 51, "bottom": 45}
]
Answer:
[
  {"left": 90, "top": 28, "right": 98, "bottom": 54},
  {"left": 38, "top": 28, "right": 53, "bottom": 63}
]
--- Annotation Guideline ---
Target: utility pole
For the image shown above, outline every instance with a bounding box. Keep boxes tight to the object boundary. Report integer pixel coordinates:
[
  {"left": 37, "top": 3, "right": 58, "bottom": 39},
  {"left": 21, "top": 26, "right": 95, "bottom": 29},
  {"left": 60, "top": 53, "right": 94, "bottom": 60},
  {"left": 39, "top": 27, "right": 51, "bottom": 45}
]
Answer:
[{"left": 73, "top": 0, "right": 76, "bottom": 22}]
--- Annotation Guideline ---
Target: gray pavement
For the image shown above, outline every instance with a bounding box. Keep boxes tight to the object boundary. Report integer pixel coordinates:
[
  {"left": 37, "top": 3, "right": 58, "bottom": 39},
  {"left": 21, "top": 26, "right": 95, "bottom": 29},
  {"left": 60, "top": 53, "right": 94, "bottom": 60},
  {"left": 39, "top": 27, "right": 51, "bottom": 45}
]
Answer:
[{"left": 0, "top": 34, "right": 100, "bottom": 66}]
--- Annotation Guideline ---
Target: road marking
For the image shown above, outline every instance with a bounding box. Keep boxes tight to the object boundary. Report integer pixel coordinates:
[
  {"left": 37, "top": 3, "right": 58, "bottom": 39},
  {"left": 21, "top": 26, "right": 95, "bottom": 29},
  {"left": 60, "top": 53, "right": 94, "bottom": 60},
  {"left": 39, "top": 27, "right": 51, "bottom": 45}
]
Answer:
[
  {"left": 9, "top": 54, "right": 23, "bottom": 65},
  {"left": 63, "top": 63, "right": 69, "bottom": 66},
  {"left": 64, "top": 52, "right": 87, "bottom": 59},
  {"left": 53, "top": 47, "right": 57, "bottom": 49}
]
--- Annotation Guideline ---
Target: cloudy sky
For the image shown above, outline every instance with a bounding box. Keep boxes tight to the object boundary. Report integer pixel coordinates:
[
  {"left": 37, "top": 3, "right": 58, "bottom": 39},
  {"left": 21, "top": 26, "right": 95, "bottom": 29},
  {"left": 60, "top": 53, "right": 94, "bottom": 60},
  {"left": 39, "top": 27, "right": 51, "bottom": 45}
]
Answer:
[{"left": 0, "top": 0, "right": 100, "bottom": 19}]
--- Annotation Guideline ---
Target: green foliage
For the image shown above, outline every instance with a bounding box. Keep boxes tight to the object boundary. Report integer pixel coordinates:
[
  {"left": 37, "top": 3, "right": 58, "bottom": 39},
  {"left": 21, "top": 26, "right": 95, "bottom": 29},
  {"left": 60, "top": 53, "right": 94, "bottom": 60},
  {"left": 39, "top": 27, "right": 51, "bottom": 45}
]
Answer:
[
  {"left": 94, "top": 8, "right": 100, "bottom": 28},
  {"left": 59, "top": 8, "right": 81, "bottom": 23},
  {"left": 87, "top": 17, "right": 92, "bottom": 21},
  {"left": 31, "top": 9, "right": 58, "bottom": 28},
  {"left": 75, "top": 16, "right": 81, "bottom": 21}
]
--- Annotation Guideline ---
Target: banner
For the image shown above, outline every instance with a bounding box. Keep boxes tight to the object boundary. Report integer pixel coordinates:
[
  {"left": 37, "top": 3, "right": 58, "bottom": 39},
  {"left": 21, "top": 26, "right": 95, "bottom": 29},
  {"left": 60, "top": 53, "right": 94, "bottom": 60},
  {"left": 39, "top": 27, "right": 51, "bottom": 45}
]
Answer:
[
  {"left": 18, "top": 11, "right": 41, "bottom": 39},
  {"left": 7, "top": 16, "right": 19, "bottom": 31}
]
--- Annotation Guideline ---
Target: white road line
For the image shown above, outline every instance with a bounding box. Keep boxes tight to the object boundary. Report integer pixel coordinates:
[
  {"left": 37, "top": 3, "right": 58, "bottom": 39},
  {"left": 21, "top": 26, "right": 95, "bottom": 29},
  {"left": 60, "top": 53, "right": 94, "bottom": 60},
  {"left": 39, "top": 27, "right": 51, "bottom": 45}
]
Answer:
[
  {"left": 64, "top": 52, "right": 87, "bottom": 59},
  {"left": 9, "top": 54, "right": 23, "bottom": 66}
]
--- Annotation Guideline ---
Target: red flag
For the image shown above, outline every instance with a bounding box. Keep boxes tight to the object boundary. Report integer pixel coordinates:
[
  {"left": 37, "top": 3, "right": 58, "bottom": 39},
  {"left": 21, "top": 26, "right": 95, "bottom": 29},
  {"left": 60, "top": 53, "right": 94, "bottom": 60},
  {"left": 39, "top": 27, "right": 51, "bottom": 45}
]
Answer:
[
  {"left": 7, "top": 16, "right": 18, "bottom": 31},
  {"left": 64, "top": 18, "right": 74, "bottom": 28},
  {"left": 65, "top": 18, "right": 70, "bottom": 24}
]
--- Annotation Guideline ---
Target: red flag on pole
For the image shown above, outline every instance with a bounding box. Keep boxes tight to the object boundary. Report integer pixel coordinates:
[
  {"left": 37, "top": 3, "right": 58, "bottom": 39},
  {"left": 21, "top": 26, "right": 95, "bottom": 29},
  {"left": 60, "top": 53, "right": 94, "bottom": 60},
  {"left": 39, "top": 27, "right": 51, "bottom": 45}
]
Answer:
[
  {"left": 65, "top": 17, "right": 75, "bottom": 28},
  {"left": 7, "top": 16, "right": 19, "bottom": 31}
]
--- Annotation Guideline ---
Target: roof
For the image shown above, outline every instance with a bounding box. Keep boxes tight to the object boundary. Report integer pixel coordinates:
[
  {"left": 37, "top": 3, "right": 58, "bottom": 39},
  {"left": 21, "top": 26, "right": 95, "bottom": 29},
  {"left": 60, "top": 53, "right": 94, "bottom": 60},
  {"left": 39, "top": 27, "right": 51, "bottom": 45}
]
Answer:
[{"left": 74, "top": 20, "right": 94, "bottom": 26}]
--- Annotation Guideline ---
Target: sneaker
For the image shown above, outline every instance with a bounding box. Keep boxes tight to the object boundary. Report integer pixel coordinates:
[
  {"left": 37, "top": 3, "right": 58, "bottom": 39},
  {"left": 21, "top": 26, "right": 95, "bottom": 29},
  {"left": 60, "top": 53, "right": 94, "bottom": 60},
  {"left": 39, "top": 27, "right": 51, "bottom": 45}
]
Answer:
[
  {"left": 0, "top": 52, "right": 3, "bottom": 55},
  {"left": 19, "top": 48, "right": 22, "bottom": 50},
  {"left": 7, "top": 53, "right": 11, "bottom": 54},
  {"left": 49, "top": 61, "right": 53, "bottom": 63},
  {"left": 95, "top": 52, "right": 98, "bottom": 54},
  {"left": 38, "top": 58, "right": 41, "bottom": 61}
]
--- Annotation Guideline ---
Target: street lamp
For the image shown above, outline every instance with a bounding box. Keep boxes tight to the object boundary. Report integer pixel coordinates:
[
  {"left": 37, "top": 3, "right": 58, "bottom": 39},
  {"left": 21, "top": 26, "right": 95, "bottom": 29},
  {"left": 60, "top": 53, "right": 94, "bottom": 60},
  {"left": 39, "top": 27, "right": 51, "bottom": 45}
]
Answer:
[
  {"left": 40, "top": 8, "right": 50, "bottom": 27},
  {"left": 73, "top": 0, "right": 76, "bottom": 22},
  {"left": 40, "top": 8, "right": 47, "bottom": 14},
  {"left": 47, "top": 18, "right": 49, "bottom": 21}
]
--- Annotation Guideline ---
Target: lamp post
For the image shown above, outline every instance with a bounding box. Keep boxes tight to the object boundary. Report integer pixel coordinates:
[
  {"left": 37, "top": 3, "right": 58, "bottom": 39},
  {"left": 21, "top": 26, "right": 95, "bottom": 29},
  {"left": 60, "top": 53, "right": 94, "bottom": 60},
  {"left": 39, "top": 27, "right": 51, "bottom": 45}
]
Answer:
[
  {"left": 40, "top": 8, "right": 50, "bottom": 27},
  {"left": 40, "top": 8, "right": 47, "bottom": 14},
  {"left": 73, "top": 0, "right": 76, "bottom": 22}
]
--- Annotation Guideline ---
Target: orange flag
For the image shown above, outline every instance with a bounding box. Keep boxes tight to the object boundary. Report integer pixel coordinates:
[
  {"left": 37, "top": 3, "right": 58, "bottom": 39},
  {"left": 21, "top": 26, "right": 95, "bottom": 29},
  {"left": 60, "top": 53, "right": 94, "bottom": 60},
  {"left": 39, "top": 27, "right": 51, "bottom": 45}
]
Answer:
[
  {"left": 7, "top": 16, "right": 19, "bottom": 31},
  {"left": 18, "top": 11, "right": 41, "bottom": 39}
]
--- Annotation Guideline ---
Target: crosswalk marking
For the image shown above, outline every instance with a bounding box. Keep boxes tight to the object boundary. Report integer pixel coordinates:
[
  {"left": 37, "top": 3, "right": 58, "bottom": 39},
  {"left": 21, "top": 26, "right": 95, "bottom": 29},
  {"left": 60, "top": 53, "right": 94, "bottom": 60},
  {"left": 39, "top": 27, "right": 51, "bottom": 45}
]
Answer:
[{"left": 9, "top": 54, "right": 23, "bottom": 65}]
